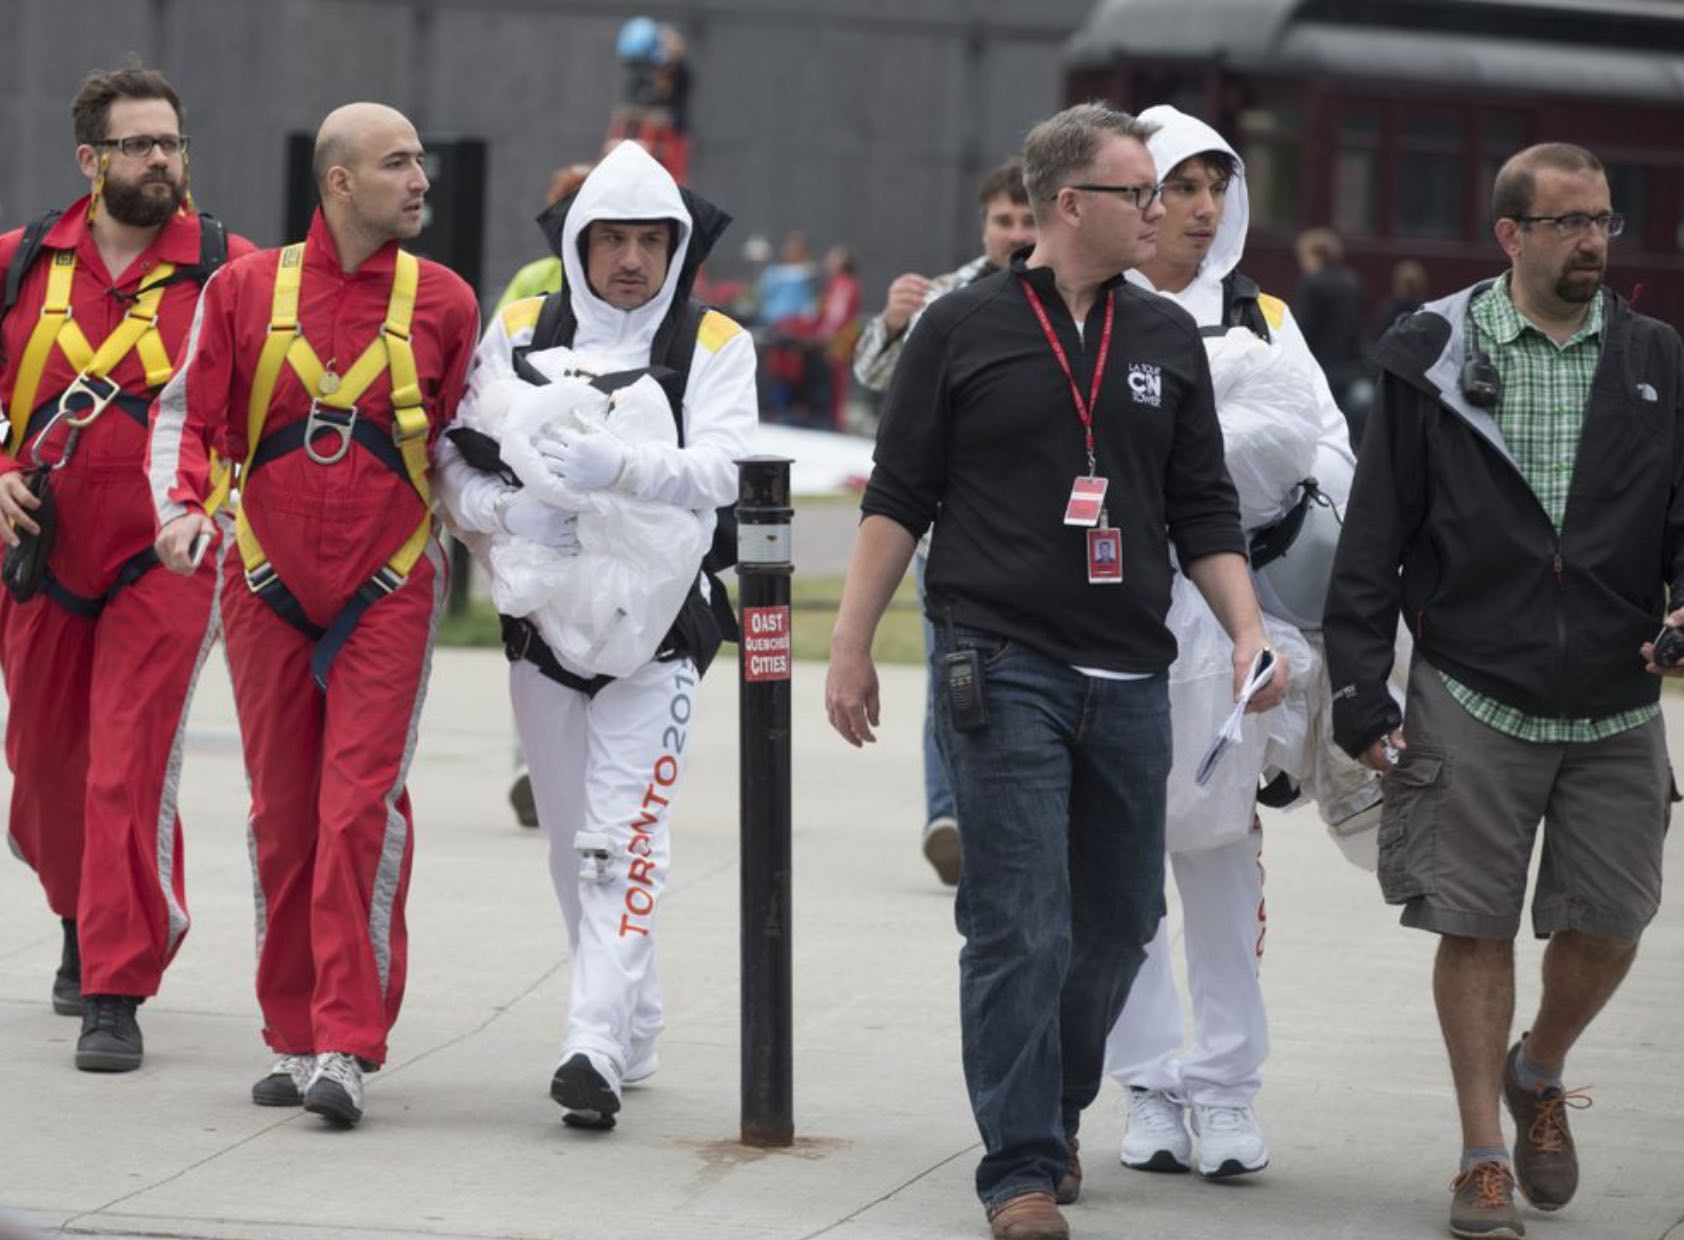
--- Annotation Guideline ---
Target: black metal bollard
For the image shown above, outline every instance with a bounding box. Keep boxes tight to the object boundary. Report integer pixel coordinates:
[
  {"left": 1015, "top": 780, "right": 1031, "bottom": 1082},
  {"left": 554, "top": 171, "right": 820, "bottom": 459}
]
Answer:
[{"left": 735, "top": 455, "right": 794, "bottom": 1147}]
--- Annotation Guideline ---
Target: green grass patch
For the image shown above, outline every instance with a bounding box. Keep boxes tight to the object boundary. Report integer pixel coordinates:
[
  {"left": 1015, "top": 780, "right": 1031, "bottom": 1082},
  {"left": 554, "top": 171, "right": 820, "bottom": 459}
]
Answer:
[{"left": 436, "top": 571, "right": 925, "bottom": 665}]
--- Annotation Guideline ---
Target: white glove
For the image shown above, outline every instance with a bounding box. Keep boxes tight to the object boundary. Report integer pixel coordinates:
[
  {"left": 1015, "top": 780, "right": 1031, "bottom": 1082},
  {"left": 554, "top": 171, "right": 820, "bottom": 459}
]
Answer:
[
  {"left": 540, "top": 427, "right": 628, "bottom": 493},
  {"left": 496, "top": 489, "right": 580, "bottom": 552}
]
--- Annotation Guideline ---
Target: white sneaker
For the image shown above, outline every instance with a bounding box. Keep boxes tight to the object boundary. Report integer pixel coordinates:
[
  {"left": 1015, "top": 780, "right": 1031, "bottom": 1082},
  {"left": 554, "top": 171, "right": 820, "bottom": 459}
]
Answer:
[
  {"left": 303, "top": 1052, "right": 364, "bottom": 1127},
  {"left": 251, "top": 1053, "right": 316, "bottom": 1107},
  {"left": 1191, "top": 1102, "right": 1269, "bottom": 1178},
  {"left": 1120, "top": 1088, "right": 1192, "bottom": 1173},
  {"left": 623, "top": 1038, "right": 659, "bottom": 1086},
  {"left": 551, "top": 1049, "right": 622, "bottom": 1129}
]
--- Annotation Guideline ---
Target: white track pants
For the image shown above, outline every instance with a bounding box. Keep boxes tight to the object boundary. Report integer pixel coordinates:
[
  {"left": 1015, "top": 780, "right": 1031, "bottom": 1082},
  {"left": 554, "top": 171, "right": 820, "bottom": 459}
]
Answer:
[
  {"left": 511, "top": 655, "right": 699, "bottom": 1072},
  {"left": 1103, "top": 826, "right": 1267, "bottom": 1107}
]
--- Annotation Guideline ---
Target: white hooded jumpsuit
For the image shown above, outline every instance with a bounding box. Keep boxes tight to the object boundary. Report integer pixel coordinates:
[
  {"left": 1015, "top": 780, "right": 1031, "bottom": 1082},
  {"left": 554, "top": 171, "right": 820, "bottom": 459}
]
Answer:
[
  {"left": 436, "top": 142, "right": 756, "bottom": 1078},
  {"left": 1102, "top": 107, "right": 1371, "bottom": 1107}
]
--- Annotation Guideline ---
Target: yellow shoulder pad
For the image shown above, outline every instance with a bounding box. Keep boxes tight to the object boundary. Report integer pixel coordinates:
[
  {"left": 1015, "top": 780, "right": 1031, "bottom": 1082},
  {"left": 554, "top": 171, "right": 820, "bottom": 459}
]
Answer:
[
  {"left": 697, "top": 310, "right": 743, "bottom": 354},
  {"left": 500, "top": 296, "right": 544, "bottom": 339},
  {"left": 1257, "top": 293, "right": 1287, "bottom": 332}
]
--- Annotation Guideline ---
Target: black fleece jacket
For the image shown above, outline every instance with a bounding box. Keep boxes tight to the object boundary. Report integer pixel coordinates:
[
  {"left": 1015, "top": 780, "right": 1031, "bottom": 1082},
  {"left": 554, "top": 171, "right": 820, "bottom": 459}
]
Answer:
[
  {"left": 863, "top": 257, "right": 1246, "bottom": 674},
  {"left": 1324, "top": 280, "right": 1684, "bottom": 756}
]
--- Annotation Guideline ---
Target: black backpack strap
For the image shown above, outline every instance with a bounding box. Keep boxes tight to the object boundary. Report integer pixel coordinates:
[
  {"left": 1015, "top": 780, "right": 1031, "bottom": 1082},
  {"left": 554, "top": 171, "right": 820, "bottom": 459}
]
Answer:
[
  {"left": 510, "top": 289, "right": 575, "bottom": 384},
  {"left": 1221, "top": 272, "right": 1272, "bottom": 344},
  {"left": 3, "top": 210, "right": 64, "bottom": 319},
  {"left": 194, "top": 213, "right": 228, "bottom": 279}
]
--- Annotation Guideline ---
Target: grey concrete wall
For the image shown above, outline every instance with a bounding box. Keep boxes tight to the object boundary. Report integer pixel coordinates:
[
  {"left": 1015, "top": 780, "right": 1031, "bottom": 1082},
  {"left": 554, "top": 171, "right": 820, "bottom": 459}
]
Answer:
[{"left": 0, "top": 0, "right": 1094, "bottom": 311}]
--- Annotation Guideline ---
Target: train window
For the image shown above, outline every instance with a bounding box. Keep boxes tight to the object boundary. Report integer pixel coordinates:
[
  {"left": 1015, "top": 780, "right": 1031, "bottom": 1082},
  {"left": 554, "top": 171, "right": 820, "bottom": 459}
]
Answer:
[
  {"left": 1606, "top": 165, "right": 1648, "bottom": 247},
  {"left": 1334, "top": 108, "right": 1382, "bottom": 234},
  {"left": 1397, "top": 113, "right": 1466, "bottom": 240},
  {"left": 1476, "top": 114, "right": 1530, "bottom": 224},
  {"left": 1239, "top": 106, "right": 1302, "bottom": 227}
]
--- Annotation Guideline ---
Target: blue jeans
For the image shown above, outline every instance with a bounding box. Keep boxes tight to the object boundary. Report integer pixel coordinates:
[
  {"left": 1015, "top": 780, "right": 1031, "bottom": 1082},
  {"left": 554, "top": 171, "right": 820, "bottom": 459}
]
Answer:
[
  {"left": 934, "top": 623, "right": 1170, "bottom": 1209},
  {"left": 917, "top": 551, "right": 957, "bottom": 826}
]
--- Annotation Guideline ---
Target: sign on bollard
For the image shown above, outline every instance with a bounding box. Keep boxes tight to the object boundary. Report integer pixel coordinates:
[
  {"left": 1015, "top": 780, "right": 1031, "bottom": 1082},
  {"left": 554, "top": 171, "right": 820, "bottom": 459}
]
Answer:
[{"left": 735, "top": 456, "right": 794, "bottom": 1147}]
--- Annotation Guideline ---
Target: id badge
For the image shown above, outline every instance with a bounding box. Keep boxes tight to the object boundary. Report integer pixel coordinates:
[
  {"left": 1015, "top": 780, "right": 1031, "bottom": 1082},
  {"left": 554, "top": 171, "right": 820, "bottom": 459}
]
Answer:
[
  {"left": 1087, "top": 525, "right": 1122, "bottom": 584},
  {"left": 1064, "top": 475, "right": 1108, "bottom": 527}
]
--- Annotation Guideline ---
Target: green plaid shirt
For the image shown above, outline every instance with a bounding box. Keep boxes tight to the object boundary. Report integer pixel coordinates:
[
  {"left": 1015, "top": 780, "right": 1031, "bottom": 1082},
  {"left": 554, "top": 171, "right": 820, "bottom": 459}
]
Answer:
[{"left": 1440, "top": 274, "right": 1659, "bottom": 742}]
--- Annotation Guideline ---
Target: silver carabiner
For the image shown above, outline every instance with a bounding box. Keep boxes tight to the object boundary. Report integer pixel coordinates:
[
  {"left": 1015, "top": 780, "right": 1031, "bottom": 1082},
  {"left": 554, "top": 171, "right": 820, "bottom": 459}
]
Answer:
[
  {"left": 28, "top": 405, "right": 81, "bottom": 471},
  {"left": 303, "top": 400, "right": 357, "bottom": 466}
]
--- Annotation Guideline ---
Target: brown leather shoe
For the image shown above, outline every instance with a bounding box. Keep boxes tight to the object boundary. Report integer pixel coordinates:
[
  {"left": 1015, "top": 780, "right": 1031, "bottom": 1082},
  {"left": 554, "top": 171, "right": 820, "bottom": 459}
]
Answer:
[
  {"left": 1449, "top": 1161, "right": 1524, "bottom": 1239},
  {"left": 987, "top": 1191, "right": 1069, "bottom": 1240},
  {"left": 1055, "top": 1138, "right": 1081, "bottom": 1205},
  {"left": 1502, "top": 1038, "right": 1590, "bottom": 1211}
]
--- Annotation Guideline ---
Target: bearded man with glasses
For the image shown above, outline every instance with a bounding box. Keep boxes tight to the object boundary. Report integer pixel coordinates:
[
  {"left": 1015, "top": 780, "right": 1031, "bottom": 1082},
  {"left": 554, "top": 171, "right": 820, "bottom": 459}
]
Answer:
[
  {"left": 0, "top": 63, "right": 253, "bottom": 1074},
  {"left": 1326, "top": 141, "right": 1684, "bottom": 1239}
]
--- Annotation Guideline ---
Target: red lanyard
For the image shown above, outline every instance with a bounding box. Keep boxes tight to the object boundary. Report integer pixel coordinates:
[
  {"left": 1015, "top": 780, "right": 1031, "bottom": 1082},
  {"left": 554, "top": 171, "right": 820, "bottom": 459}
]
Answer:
[{"left": 1018, "top": 276, "right": 1115, "bottom": 475}]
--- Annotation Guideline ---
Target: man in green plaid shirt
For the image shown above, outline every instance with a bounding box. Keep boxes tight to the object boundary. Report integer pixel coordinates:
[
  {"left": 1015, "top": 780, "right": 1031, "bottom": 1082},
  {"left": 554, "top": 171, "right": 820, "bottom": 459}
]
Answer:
[{"left": 1325, "top": 143, "right": 1684, "bottom": 1240}]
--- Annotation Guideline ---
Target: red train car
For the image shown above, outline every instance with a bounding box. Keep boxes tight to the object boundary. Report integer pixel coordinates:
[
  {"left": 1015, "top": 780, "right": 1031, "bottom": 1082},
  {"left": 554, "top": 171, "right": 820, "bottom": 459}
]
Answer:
[{"left": 1065, "top": 0, "right": 1684, "bottom": 331}]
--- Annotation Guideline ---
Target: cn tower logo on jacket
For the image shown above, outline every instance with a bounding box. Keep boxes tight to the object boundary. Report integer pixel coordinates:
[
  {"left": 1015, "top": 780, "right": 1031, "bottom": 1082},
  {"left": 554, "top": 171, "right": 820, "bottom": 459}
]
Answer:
[{"left": 1128, "top": 362, "right": 1162, "bottom": 407}]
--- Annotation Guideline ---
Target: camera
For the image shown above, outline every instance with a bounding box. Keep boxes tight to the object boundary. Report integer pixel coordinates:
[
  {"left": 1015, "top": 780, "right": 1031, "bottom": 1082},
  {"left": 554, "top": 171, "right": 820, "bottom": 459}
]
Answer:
[
  {"left": 1653, "top": 625, "right": 1684, "bottom": 669},
  {"left": 1460, "top": 350, "right": 1502, "bottom": 409}
]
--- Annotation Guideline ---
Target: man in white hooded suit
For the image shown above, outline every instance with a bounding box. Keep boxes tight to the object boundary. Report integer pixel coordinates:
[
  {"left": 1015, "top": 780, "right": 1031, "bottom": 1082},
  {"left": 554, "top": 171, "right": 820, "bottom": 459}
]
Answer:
[
  {"left": 436, "top": 141, "right": 756, "bottom": 1129},
  {"left": 1101, "top": 106, "right": 1382, "bottom": 1179}
]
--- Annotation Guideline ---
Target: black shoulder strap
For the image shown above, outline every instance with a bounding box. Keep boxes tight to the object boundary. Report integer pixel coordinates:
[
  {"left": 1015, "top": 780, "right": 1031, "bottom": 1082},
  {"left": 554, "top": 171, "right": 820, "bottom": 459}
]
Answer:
[
  {"left": 1219, "top": 271, "right": 1272, "bottom": 344},
  {"left": 655, "top": 299, "right": 708, "bottom": 446},
  {"left": 3, "top": 210, "right": 64, "bottom": 319},
  {"left": 193, "top": 213, "right": 228, "bottom": 280}
]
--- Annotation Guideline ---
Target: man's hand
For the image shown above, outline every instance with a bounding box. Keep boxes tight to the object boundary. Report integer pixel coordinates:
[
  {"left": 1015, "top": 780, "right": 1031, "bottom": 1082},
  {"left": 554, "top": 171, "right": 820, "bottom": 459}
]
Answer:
[
  {"left": 498, "top": 489, "right": 581, "bottom": 552},
  {"left": 825, "top": 641, "right": 881, "bottom": 747},
  {"left": 0, "top": 471, "right": 42, "bottom": 548},
  {"left": 880, "top": 273, "right": 933, "bottom": 336},
  {"left": 1641, "top": 603, "right": 1684, "bottom": 677},
  {"left": 1234, "top": 638, "right": 1288, "bottom": 714},
  {"left": 540, "top": 428, "right": 627, "bottom": 493},
  {"left": 156, "top": 511, "right": 216, "bottom": 575},
  {"left": 1360, "top": 727, "right": 1408, "bottom": 772}
]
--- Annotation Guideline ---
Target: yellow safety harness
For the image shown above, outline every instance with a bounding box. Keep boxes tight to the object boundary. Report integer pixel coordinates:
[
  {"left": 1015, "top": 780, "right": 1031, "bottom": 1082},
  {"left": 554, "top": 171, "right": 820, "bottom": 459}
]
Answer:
[
  {"left": 235, "top": 242, "right": 432, "bottom": 690},
  {"left": 8, "top": 249, "right": 176, "bottom": 454}
]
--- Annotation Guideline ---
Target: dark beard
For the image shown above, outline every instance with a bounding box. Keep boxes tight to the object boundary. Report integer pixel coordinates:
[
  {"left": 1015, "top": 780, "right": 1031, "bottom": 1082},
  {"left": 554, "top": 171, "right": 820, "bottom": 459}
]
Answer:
[
  {"left": 1555, "top": 264, "right": 1603, "bottom": 305},
  {"left": 102, "top": 174, "right": 184, "bottom": 227}
]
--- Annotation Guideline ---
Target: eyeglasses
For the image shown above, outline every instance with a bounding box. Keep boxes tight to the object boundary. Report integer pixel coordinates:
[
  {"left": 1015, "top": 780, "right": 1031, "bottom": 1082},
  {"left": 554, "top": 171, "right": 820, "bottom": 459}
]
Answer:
[
  {"left": 1066, "top": 182, "right": 1162, "bottom": 211},
  {"left": 1512, "top": 212, "right": 1625, "bottom": 238},
  {"left": 93, "top": 134, "right": 190, "bottom": 159}
]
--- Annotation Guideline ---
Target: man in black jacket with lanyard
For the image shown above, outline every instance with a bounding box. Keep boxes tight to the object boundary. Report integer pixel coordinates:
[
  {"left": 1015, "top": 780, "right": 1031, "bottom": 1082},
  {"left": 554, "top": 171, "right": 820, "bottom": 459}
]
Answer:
[{"left": 826, "top": 103, "right": 1285, "bottom": 1240}]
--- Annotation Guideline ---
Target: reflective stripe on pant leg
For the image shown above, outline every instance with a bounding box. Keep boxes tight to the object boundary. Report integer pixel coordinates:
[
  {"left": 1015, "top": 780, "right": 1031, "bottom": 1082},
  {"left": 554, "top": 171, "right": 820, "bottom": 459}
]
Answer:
[
  {"left": 563, "top": 656, "right": 697, "bottom": 1066},
  {"left": 79, "top": 554, "right": 221, "bottom": 992}
]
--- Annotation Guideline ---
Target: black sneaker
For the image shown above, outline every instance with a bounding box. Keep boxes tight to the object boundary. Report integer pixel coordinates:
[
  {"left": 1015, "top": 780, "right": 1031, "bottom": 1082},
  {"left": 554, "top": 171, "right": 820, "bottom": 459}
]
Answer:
[
  {"left": 76, "top": 995, "right": 143, "bottom": 1072},
  {"left": 53, "top": 917, "right": 84, "bottom": 1017},
  {"left": 551, "top": 1052, "right": 621, "bottom": 1130}
]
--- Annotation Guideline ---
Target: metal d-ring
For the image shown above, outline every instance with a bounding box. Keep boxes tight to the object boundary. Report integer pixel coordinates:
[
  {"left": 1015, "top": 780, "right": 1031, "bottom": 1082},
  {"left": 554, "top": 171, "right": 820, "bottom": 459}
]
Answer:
[{"left": 303, "top": 400, "right": 357, "bottom": 466}]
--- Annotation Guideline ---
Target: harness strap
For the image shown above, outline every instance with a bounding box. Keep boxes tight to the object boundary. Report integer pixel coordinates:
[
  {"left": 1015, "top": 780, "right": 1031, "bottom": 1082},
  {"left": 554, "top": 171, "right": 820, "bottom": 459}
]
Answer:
[
  {"left": 235, "top": 244, "right": 432, "bottom": 691},
  {"left": 42, "top": 547, "right": 160, "bottom": 619},
  {"left": 9, "top": 250, "right": 178, "bottom": 452}
]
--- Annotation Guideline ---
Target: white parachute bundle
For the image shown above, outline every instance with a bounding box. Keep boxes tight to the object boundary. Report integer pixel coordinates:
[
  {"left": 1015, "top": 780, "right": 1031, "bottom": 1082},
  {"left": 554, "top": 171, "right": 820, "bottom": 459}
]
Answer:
[
  {"left": 1204, "top": 327, "right": 1322, "bottom": 531},
  {"left": 460, "top": 345, "right": 707, "bottom": 677},
  {"left": 1163, "top": 573, "right": 1314, "bottom": 853}
]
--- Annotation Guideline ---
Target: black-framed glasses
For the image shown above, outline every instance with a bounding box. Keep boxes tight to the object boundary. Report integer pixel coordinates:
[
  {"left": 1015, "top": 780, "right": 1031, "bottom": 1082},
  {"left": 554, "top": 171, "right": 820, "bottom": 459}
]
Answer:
[
  {"left": 93, "top": 134, "right": 190, "bottom": 159},
  {"left": 1512, "top": 211, "right": 1624, "bottom": 238},
  {"left": 1066, "top": 182, "right": 1162, "bottom": 211}
]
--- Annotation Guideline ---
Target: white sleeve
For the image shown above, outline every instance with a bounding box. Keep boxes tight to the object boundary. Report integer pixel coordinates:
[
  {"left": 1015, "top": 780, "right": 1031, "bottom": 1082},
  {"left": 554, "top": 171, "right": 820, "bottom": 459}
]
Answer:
[
  {"left": 1273, "top": 304, "right": 1356, "bottom": 506},
  {"left": 434, "top": 312, "right": 521, "bottom": 535},
  {"left": 618, "top": 325, "right": 757, "bottom": 511}
]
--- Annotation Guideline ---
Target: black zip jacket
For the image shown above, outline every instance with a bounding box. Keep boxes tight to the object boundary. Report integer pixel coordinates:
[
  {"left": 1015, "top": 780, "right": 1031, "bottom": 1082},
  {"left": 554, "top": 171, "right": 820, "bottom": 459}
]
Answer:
[
  {"left": 1324, "top": 279, "right": 1684, "bottom": 757},
  {"left": 863, "top": 257, "right": 1245, "bottom": 674}
]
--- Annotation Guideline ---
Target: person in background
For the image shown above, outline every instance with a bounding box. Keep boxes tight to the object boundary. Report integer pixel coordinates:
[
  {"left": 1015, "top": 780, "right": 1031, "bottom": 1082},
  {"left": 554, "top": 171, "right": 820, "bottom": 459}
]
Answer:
[{"left": 1292, "top": 226, "right": 1369, "bottom": 441}]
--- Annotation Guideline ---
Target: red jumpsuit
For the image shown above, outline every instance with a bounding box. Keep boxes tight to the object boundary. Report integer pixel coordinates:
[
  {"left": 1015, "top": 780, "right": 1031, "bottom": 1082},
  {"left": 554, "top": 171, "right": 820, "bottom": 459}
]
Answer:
[
  {"left": 149, "top": 211, "right": 477, "bottom": 1064},
  {"left": 0, "top": 200, "right": 254, "bottom": 997}
]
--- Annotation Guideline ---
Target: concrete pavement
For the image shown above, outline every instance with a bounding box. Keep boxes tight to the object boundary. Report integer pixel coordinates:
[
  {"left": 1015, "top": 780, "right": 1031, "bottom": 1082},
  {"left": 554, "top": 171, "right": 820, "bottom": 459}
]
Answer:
[{"left": 2, "top": 650, "right": 1681, "bottom": 1240}]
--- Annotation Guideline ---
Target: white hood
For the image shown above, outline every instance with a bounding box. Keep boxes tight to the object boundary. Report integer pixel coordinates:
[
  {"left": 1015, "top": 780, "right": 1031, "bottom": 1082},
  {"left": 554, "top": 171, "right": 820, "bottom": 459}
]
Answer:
[
  {"left": 1128, "top": 104, "right": 1250, "bottom": 323},
  {"left": 559, "top": 140, "right": 693, "bottom": 358}
]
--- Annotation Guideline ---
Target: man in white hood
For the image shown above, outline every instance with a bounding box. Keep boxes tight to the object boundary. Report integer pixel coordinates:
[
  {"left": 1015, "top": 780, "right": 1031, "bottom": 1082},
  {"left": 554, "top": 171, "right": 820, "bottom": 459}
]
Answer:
[
  {"left": 1101, "top": 105, "right": 1378, "bottom": 1179},
  {"left": 436, "top": 140, "right": 756, "bottom": 1130}
]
